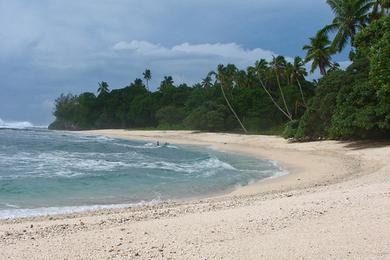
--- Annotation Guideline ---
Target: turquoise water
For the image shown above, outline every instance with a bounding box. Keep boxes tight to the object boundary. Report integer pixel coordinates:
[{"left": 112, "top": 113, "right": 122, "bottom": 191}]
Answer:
[{"left": 0, "top": 128, "right": 284, "bottom": 218}]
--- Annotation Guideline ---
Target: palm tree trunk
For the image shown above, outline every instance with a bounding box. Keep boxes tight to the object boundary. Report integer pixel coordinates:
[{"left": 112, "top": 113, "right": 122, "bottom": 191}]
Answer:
[
  {"left": 296, "top": 78, "right": 307, "bottom": 107},
  {"left": 319, "top": 63, "right": 326, "bottom": 76},
  {"left": 258, "top": 77, "right": 293, "bottom": 121},
  {"left": 275, "top": 71, "right": 292, "bottom": 117},
  {"left": 220, "top": 84, "right": 248, "bottom": 133}
]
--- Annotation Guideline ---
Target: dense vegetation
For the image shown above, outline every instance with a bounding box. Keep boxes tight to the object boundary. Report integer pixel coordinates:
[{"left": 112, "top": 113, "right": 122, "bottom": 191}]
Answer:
[
  {"left": 49, "top": 61, "right": 313, "bottom": 133},
  {"left": 50, "top": 0, "right": 390, "bottom": 140}
]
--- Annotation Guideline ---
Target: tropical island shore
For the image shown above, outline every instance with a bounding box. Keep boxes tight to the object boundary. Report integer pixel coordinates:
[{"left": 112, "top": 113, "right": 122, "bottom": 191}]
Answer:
[{"left": 1, "top": 130, "right": 389, "bottom": 259}]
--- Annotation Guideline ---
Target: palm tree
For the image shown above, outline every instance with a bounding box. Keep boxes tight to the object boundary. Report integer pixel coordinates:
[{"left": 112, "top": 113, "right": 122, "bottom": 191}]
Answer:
[
  {"left": 133, "top": 78, "right": 144, "bottom": 88},
  {"left": 254, "top": 59, "right": 293, "bottom": 121},
  {"left": 209, "top": 65, "right": 248, "bottom": 133},
  {"left": 159, "top": 76, "right": 174, "bottom": 91},
  {"left": 285, "top": 62, "right": 294, "bottom": 85},
  {"left": 291, "top": 56, "right": 308, "bottom": 107},
  {"left": 233, "top": 70, "right": 248, "bottom": 88},
  {"left": 303, "top": 31, "right": 335, "bottom": 76},
  {"left": 322, "top": 0, "right": 374, "bottom": 52},
  {"left": 381, "top": 0, "right": 390, "bottom": 10},
  {"left": 370, "top": 0, "right": 390, "bottom": 20},
  {"left": 97, "top": 81, "right": 109, "bottom": 96},
  {"left": 143, "top": 69, "right": 151, "bottom": 90},
  {"left": 270, "top": 56, "right": 291, "bottom": 118},
  {"left": 379, "top": 0, "right": 390, "bottom": 14},
  {"left": 201, "top": 74, "right": 213, "bottom": 89}
]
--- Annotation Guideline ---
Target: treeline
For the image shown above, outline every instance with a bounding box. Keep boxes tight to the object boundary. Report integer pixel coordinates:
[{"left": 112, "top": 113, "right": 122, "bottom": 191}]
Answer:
[
  {"left": 49, "top": 59, "right": 314, "bottom": 133},
  {"left": 50, "top": 0, "right": 390, "bottom": 139}
]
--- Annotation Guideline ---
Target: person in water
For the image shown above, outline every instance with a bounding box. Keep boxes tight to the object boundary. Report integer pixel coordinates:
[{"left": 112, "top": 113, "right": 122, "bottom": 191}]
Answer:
[{"left": 156, "top": 141, "right": 160, "bottom": 146}]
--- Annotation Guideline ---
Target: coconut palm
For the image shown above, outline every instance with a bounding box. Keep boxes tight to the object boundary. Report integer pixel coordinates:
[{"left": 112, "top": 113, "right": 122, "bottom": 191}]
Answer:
[
  {"left": 209, "top": 65, "right": 248, "bottom": 133},
  {"left": 97, "top": 81, "right": 109, "bottom": 96},
  {"left": 254, "top": 59, "right": 293, "bottom": 121},
  {"left": 143, "top": 69, "right": 151, "bottom": 90},
  {"left": 133, "top": 78, "right": 144, "bottom": 88},
  {"left": 270, "top": 56, "right": 292, "bottom": 118},
  {"left": 201, "top": 74, "right": 213, "bottom": 89},
  {"left": 233, "top": 70, "right": 248, "bottom": 88},
  {"left": 159, "top": 76, "right": 174, "bottom": 91},
  {"left": 285, "top": 62, "right": 294, "bottom": 85},
  {"left": 381, "top": 0, "right": 390, "bottom": 9},
  {"left": 370, "top": 0, "right": 390, "bottom": 20},
  {"left": 303, "top": 31, "right": 335, "bottom": 76},
  {"left": 379, "top": 0, "right": 390, "bottom": 13},
  {"left": 322, "top": 0, "right": 374, "bottom": 52},
  {"left": 290, "top": 56, "right": 308, "bottom": 107}
]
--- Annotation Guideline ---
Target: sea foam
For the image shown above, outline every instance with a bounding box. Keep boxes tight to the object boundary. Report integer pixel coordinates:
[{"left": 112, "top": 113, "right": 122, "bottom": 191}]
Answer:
[{"left": 0, "top": 118, "right": 34, "bottom": 129}]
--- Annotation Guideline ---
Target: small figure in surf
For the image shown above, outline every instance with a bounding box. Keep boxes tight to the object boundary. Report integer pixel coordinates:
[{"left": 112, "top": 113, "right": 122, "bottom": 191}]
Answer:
[{"left": 156, "top": 141, "right": 160, "bottom": 146}]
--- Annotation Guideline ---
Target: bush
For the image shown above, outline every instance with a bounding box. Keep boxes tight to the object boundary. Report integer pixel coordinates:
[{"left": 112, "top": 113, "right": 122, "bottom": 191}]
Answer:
[{"left": 282, "top": 120, "right": 299, "bottom": 138}]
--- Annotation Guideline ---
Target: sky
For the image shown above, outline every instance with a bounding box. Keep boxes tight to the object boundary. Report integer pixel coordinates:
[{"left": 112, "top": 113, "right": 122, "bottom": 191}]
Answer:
[{"left": 0, "top": 0, "right": 349, "bottom": 125}]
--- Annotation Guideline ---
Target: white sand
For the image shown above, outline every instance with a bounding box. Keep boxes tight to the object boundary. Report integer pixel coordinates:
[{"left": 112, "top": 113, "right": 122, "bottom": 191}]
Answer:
[{"left": 1, "top": 130, "right": 389, "bottom": 259}]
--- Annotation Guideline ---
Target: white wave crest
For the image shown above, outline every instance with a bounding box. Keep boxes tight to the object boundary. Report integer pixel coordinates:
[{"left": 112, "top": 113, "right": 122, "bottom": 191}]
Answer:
[
  {"left": 0, "top": 118, "right": 34, "bottom": 129},
  {"left": 130, "top": 157, "right": 237, "bottom": 176},
  {"left": 0, "top": 150, "right": 237, "bottom": 179}
]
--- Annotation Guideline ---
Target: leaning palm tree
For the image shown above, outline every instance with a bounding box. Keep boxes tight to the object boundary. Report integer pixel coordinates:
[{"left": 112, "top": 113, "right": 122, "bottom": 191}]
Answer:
[
  {"left": 322, "top": 0, "right": 374, "bottom": 52},
  {"left": 143, "top": 69, "right": 151, "bottom": 90},
  {"left": 209, "top": 65, "right": 248, "bottom": 133},
  {"left": 303, "top": 31, "right": 335, "bottom": 76},
  {"left": 97, "top": 81, "right": 109, "bottom": 96},
  {"left": 291, "top": 56, "right": 308, "bottom": 107},
  {"left": 270, "top": 56, "right": 292, "bottom": 119},
  {"left": 254, "top": 60, "right": 293, "bottom": 121}
]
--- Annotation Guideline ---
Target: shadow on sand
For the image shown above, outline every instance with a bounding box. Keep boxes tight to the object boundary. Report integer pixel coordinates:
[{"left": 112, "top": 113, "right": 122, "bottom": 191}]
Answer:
[{"left": 338, "top": 140, "right": 390, "bottom": 150}]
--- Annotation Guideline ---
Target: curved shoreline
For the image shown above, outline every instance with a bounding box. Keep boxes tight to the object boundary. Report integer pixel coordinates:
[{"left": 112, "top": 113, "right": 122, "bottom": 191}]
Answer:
[
  {"left": 75, "top": 130, "right": 369, "bottom": 196},
  {"left": 1, "top": 130, "right": 389, "bottom": 259}
]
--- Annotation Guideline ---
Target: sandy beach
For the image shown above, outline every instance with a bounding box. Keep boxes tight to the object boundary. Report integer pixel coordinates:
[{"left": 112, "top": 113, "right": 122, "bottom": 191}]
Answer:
[{"left": 1, "top": 130, "right": 389, "bottom": 259}]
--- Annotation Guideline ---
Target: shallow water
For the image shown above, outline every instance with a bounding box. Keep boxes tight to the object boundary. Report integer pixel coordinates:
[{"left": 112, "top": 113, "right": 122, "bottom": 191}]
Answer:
[{"left": 0, "top": 128, "right": 285, "bottom": 218}]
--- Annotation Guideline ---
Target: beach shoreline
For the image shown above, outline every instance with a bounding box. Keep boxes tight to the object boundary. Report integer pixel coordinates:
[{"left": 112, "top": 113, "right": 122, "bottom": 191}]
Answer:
[
  {"left": 73, "top": 130, "right": 375, "bottom": 196},
  {"left": 1, "top": 130, "right": 389, "bottom": 259}
]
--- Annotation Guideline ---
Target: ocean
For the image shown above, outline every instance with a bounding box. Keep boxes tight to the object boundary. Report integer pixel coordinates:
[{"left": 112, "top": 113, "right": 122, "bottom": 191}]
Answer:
[{"left": 0, "top": 123, "right": 285, "bottom": 219}]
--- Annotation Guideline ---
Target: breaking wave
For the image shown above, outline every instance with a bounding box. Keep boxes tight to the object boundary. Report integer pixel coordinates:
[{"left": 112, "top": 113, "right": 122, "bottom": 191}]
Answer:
[{"left": 0, "top": 118, "right": 35, "bottom": 129}]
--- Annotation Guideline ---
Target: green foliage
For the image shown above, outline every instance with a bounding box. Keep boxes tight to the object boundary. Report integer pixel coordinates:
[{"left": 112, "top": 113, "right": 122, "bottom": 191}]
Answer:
[
  {"left": 50, "top": 57, "right": 315, "bottom": 133},
  {"left": 328, "top": 16, "right": 390, "bottom": 138},
  {"left": 282, "top": 120, "right": 299, "bottom": 138},
  {"left": 183, "top": 102, "right": 233, "bottom": 132},
  {"left": 369, "top": 16, "right": 390, "bottom": 129},
  {"left": 303, "top": 31, "right": 335, "bottom": 75},
  {"left": 321, "top": 0, "right": 374, "bottom": 52},
  {"left": 156, "top": 106, "right": 186, "bottom": 126},
  {"left": 295, "top": 70, "right": 345, "bottom": 138},
  {"left": 295, "top": 15, "right": 390, "bottom": 140}
]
